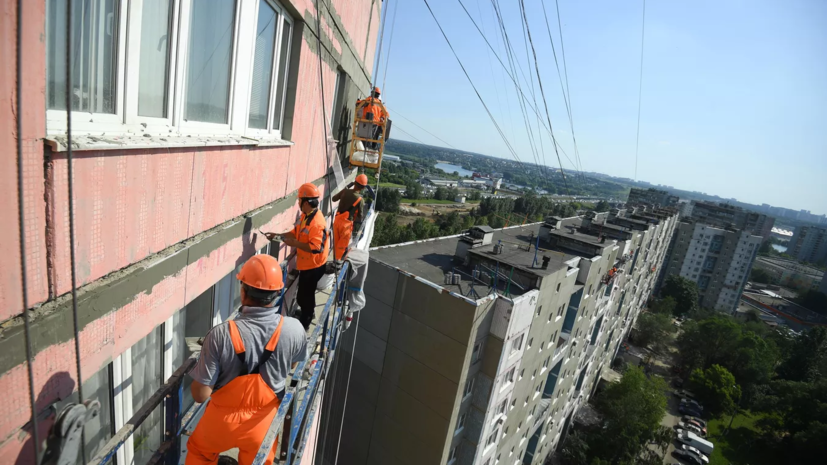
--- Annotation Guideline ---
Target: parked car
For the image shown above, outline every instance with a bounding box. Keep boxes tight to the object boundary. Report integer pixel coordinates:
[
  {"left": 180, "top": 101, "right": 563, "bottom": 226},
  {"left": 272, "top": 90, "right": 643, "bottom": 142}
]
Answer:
[
  {"left": 673, "top": 389, "right": 696, "bottom": 400},
  {"left": 686, "top": 420, "right": 707, "bottom": 435},
  {"left": 682, "top": 415, "right": 707, "bottom": 428},
  {"left": 680, "top": 398, "right": 704, "bottom": 412},
  {"left": 675, "top": 421, "right": 705, "bottom": 437},
  {"left": 679, "top": 404, "right": 703, "bottom": 416},
  {"left": 672, "top": 449, "right": 703, "bottom": 465},
  {"left": 682, "top": 445, "right": 710, "bottom": 463}
]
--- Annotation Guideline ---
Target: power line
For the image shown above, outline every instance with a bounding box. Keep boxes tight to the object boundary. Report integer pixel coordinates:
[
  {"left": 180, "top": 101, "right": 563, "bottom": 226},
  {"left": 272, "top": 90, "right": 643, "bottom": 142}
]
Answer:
[
  {"left": 381, "top": 0, "right": 400, "bottom": 94},
  {"left": 455, "top": 0, "right": 578, "bottom": 172},
  {"left": 518, "top": 0, "right": 570, "bottom": 195},
  {"left": 389, "top": 110, "right": 457, "bottom": 148},
  {"left": 634, "top": 0, "right": 647, "bottom": 181},
  {"left": 421, "top": 0, "right": 528, "bottom": 174},
  {"left": 391, "top": 124, "right": 428, "bottom": 145},
  {"left": 542, "top": 0, "right": 584, "bottom": 179}
]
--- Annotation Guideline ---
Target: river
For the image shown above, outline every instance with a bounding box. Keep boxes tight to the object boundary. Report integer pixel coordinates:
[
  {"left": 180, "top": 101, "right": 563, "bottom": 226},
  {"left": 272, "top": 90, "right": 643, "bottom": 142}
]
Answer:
[{"left": 433, "top": 162, "right": 474, "bottom": 178}]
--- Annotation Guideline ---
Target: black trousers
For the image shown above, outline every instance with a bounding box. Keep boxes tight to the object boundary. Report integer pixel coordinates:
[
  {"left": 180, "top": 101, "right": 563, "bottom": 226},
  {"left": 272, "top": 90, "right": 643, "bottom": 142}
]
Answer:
[{"left": 297, "top": 265, "right": 327, "bottom": 328}]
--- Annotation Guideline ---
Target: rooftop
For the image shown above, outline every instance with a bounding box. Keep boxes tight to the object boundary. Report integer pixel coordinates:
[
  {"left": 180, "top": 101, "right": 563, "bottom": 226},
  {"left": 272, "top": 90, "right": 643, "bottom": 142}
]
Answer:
[{"left": 371, "top": 223, "right": 579, "bottom": 300}]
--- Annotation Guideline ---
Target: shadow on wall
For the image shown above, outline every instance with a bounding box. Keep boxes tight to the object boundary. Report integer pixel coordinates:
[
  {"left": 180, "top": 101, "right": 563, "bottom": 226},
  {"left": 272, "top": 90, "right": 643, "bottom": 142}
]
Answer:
[{"left": 14, "top": 371, "right": 76, "bottom": 465}]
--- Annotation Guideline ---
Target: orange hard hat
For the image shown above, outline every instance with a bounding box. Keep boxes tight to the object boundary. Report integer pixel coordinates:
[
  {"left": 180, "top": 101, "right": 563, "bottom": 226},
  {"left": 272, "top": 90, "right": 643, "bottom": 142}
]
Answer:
[
  {"left": 237, "top": 254, "right": 284, "bottom": 291},
  {"left": 373, "top": 86, "right": 381, "bottom": 95},
  {"left": 298, "top": 183, "right": 320, "bottom": 199},
  {"left": 355, "top": 174, "right": 369, "bottom": 186}
]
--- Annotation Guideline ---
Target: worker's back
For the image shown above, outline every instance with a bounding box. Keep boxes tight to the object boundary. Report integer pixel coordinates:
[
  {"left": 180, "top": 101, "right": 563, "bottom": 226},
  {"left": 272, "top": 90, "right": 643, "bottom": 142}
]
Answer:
[{"left": 192, "top": 307, "right": 307, "bottom": 393}]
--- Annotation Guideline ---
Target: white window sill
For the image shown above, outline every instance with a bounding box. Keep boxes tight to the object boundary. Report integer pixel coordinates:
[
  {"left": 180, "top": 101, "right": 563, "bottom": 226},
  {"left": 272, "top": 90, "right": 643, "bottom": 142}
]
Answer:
[
  {"left": 45, "top": 133, "right": 294, "bottom": 152},
  {"left": 454, "top": 426, "right": 465, "bottom": 436}
]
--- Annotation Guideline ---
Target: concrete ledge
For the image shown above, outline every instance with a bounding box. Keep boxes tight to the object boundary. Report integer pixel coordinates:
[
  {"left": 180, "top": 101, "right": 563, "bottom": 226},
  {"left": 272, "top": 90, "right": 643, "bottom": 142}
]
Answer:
[{"left": 44, "top": 133, "right": 294, "bottom": 152}]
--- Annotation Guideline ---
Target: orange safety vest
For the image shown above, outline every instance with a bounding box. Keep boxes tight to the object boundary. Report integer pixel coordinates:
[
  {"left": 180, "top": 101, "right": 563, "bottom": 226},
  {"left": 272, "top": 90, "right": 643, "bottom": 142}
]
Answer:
[
  {"left": 357, "top": 97, "right": 387, "bottom": 123},
  {"left": 293, "top": 209, "right": 329, "bottom": 271},
  {"left": 185, "top": 318, "right": 284, "bottom": 465},
  {"left": 333, "top": 197, "right": 363, "bottom": 260}
]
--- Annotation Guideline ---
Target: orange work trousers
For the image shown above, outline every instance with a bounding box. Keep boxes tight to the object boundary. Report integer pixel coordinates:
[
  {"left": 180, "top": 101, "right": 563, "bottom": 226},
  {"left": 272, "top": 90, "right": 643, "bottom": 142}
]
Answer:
[
  {"left": 333, "top": 211, "right": 354, "bottom": 261},
  {"left": 186, "top": 320, "right": 284, "bottom": 465}
]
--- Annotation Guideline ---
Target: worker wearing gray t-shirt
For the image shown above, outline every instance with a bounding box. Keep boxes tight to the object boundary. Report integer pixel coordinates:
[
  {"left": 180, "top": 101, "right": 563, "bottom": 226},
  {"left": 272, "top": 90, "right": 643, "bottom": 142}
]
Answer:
[{"left": 186, "top": 255, "right": 308, "bottom": 465}]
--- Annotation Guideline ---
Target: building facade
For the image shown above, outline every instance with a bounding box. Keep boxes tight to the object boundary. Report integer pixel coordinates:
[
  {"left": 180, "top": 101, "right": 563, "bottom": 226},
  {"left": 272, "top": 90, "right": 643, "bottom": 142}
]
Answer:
[
  {"left": 685, "top": 201, "right": 775, "bottom": 242},
  {"left": 626, "top": 187, "right": 679, "bottom": 208},
  {"left": 1, "top": 0, "right": 380, "bottom": 462},
  {"left": 659, "top": 221, "right": 762, "bottom": 313},
  {"left": 318, "top": 207, "right": 678, "bottom": 465},
  {"left": 787, "top": 226, "right": 827, "bottom": 266},
  {"left": 752, "top": 257, "right": 824, "bottom": 292}
]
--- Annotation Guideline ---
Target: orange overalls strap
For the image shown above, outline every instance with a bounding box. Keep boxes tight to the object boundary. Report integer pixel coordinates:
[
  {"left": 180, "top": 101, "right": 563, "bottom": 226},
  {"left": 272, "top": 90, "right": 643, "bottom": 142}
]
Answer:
[
  {"left": 185, "top": 317, "right": 285, "bottom": 465},
  {"left": 333, "top": 197, "right": 362, "bottom": 260}
]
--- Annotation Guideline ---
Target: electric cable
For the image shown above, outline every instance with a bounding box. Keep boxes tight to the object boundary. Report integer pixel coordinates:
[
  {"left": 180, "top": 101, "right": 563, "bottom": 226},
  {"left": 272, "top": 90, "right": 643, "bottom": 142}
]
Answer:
[
  {"left": 518, "top": 0, "right": 570, "bottom": 195},
  {"left": 390, "top": 110, "right": 456, "bottom": 148},
  {"left": 16, "top": 0, "right": 40, "bottom": 460},
  {"left": 422, "top": 0, "right": 529, "bottom": 175},
  {"left": 634, "top": 0, "right": 647, "bottom": 181},
  {"left": 392, "top": 124, "right": 429, "bottom": 146},
  {"left": 381, "top": 0, "right": 399, "bottom": 95},
  {"left": 64, "top": 0, "right": 87, "bottom": 457}
]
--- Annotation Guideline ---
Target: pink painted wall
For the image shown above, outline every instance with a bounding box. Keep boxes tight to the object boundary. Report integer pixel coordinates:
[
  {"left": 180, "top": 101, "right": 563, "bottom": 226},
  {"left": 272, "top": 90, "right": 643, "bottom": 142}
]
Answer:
[{"left": 0, "top": 0, "right": 377, "bottom": 461}]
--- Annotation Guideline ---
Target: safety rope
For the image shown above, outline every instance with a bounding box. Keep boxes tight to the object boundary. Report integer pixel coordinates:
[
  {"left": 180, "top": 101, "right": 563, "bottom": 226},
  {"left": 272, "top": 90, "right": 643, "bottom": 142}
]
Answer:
[
  {"left": 16, "top": 0, "right": 41, "bottom": 460},
  {"left": 65, "top": 0, "right": 87, "bottom": 456},
  {"left": 333, "top": 303, "right": 361, "bottom": 465}
]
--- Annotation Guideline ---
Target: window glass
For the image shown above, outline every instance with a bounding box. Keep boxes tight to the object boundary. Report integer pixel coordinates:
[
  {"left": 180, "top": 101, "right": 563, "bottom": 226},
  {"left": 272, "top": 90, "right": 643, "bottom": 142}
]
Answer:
[
  {"left": 272, "top": 17, "right": 292, "bottom": 131},
  {"left": 132, "top": 326, "right": 163, "bottom": 464},
  {"left": 82, "top": 363, "right": 113, "bottom": 462},
  {"left": 248, "top": 0, "right": 278, "bottom": 129},
  {"left": 138, "top": 0, "right": 173, "bottom": 117},
  {"left": 46, "top": 0, "right": 120, "bottom": 113},
  {"left": 180, "top": 286, "right": 215, "bottom": 410},
  {"left": 186, "top": 0, "right": 236, "bottom": 123}
]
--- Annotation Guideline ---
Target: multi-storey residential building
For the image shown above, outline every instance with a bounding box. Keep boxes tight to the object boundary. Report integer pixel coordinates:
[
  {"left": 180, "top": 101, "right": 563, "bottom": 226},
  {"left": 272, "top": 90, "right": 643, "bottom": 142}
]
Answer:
[
  {"left": 318, "top": 207, "right": 679, "bottom": 465},
  {"left": 787, "top": 226, "right": 827, "bottom": 266},
  {"left": 659, "top": 221, "right": 762, "bottom": 313},
  {"left": 626, "top": 187, "right": 680, "bottom": 208},
  {"left": 1, "top": 0, "right": 380, "bottom": 462},
  {"left": 685, "top": 201, "right": 775, "bottom": 242}
]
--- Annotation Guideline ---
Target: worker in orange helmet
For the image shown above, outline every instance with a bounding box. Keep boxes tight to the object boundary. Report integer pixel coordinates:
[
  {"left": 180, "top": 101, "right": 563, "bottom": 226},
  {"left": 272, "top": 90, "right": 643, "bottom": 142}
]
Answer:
[
  {"left": 186, "top": 254, "right": 307, "bottom": 465},
  {"left": 266, "top": 183, "right": 329, "bottom": 329},
  {"left": 356, "top": 87, "right": 388, "bottom": 150},
  {"left": 331, "top": 173, "right": 375, "bottom": 261}
]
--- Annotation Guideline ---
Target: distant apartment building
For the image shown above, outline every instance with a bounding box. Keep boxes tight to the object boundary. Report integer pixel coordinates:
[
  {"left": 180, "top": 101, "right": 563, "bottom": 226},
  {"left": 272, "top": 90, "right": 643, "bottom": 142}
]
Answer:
[
  {"left": 819, "top": 274, "right": 827, "bottom": 295},
  {"left": 318, "top": 207, "right": 679, "bottom": 465},
  {"left": 752, "top": 257, "right": 824, "bottom": 292},
  {"left": 686, "top": 201, "right": 775, "bottom": 242},
  {"left": 626, "top": 187, "right": 680, "bottom": 207},
  {"left": 787, "top": 226, "right": 827, "bottom": 265},
  {"left": 659, "top": 221, "right": 762, "bottom": 313}
]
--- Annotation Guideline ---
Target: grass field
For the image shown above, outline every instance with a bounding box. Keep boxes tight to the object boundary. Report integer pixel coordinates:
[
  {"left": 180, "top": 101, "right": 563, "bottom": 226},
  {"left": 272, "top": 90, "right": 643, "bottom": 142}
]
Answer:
[
  {"left": 378, "top": 182, "right": 405, "bottom": 188},
  {"left": 705, "top": 411, "right": 780, "bottom": 465}
]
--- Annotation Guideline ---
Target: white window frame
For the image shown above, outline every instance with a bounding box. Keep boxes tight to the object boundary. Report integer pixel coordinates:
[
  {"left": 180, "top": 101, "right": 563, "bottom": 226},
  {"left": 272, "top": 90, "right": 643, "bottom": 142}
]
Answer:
[
  {"left": 46, "top": 0, "right": 294, "bottom": 140},
  {"left": 472, "top": 340, "right": 484, "bottom": 363},
  {"left": 464, "top": 377, "right": 475, "bottom": 399},
  {"left": 448, "top": 445, "right": 458, "bottom": 463},
  {"left": 46, "top": 0, "right": 129, "bottom": 133}
]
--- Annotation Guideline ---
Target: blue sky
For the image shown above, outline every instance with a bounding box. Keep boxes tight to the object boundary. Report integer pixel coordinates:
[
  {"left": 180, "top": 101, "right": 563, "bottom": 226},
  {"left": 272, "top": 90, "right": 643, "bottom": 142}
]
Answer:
[{"left": 375, "top": 0, "right": 827, "bottom": 215}]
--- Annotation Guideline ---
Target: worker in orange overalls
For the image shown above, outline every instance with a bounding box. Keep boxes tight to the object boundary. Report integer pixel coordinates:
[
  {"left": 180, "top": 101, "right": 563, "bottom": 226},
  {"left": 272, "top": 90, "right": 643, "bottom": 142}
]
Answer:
[
  {"left": 356, "top": 87, "right": 388, "bottom": 150},
  {"left": 331, "top": 174, "right": 375, "bottom": 261},
  {"left": 186, "top": 254, "right": 308, "bottom": 465},
  {"left": 269, "top": 183, "right": 329, "bottom": 329}
]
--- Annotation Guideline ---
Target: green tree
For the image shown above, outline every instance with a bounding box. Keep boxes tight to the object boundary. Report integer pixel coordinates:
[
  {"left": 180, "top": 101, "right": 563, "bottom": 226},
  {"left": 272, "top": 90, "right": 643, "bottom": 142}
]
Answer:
[
  {"left": 750, "top": 267, "right": 775, "bottom": 284},
  {"left": 649, "top": 296, "right": 677, "bottom": 316},
  {"left": 404, "top": 181, "right": 422, "bottom": 200},
  {"left": 794, "top": 290, "right": 827, "bottom": 316},
  {"left": 634, "top": 312, "right": 674, "bottom": 351},
  {"left": 594, "top": 200, "right": 611, "bottom": 212},
  {"left": 433, "top": 186, "right": 448, "bottom": 200},
  {"left": 777, "top": 327, "right": 827, "bottom": 382},
  {"left": 660, "top": 275, "right": 699, "bottom": 315},
  {"left": 559, "top": 431, "right": 590, "bottom": 465},
  {"left": 590, "top": 366, "right": 668, "bottom": 463},
  {"left": 375, "top": 187, "right": 401, "bottom": 213},
  {"left": 690, "top": 364, "right": 742, "bottom": 416}
]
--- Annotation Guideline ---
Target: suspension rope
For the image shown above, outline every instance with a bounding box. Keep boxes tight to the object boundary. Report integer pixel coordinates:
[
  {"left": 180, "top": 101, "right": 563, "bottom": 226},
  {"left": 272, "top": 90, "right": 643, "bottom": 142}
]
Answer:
[
  {"left": 634, "top": 0, "right": 647, "bottom": 181},
  {"left": 518, "top": 0, "right": 570, "bottom": 195},
  {"left": 389, "top": 110, "right": 456, "bottom": 148},
  {"left": 333, "top": 300, "right": 361, "bottom": 465},
  {"left": 380, "top": 0, "right": 399, "bottom": 95},
  {"left": 16, "top": 0, "right": 40, "bottom": 460},
  {"left": 65, "top": 0, "right": 86, "bottom": 457},
  {"left": 456, "top": 0, "right": 578, "bottom": 171},
  {"left": 422, "top": 0, "right": 528, "bottom": 175}
]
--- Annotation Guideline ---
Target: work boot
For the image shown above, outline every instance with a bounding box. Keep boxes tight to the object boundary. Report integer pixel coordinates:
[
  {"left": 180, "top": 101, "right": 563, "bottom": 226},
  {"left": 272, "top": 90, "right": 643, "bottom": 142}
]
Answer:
[{"left": 217, "top": 457, "right": 239, "bottom": 465}]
